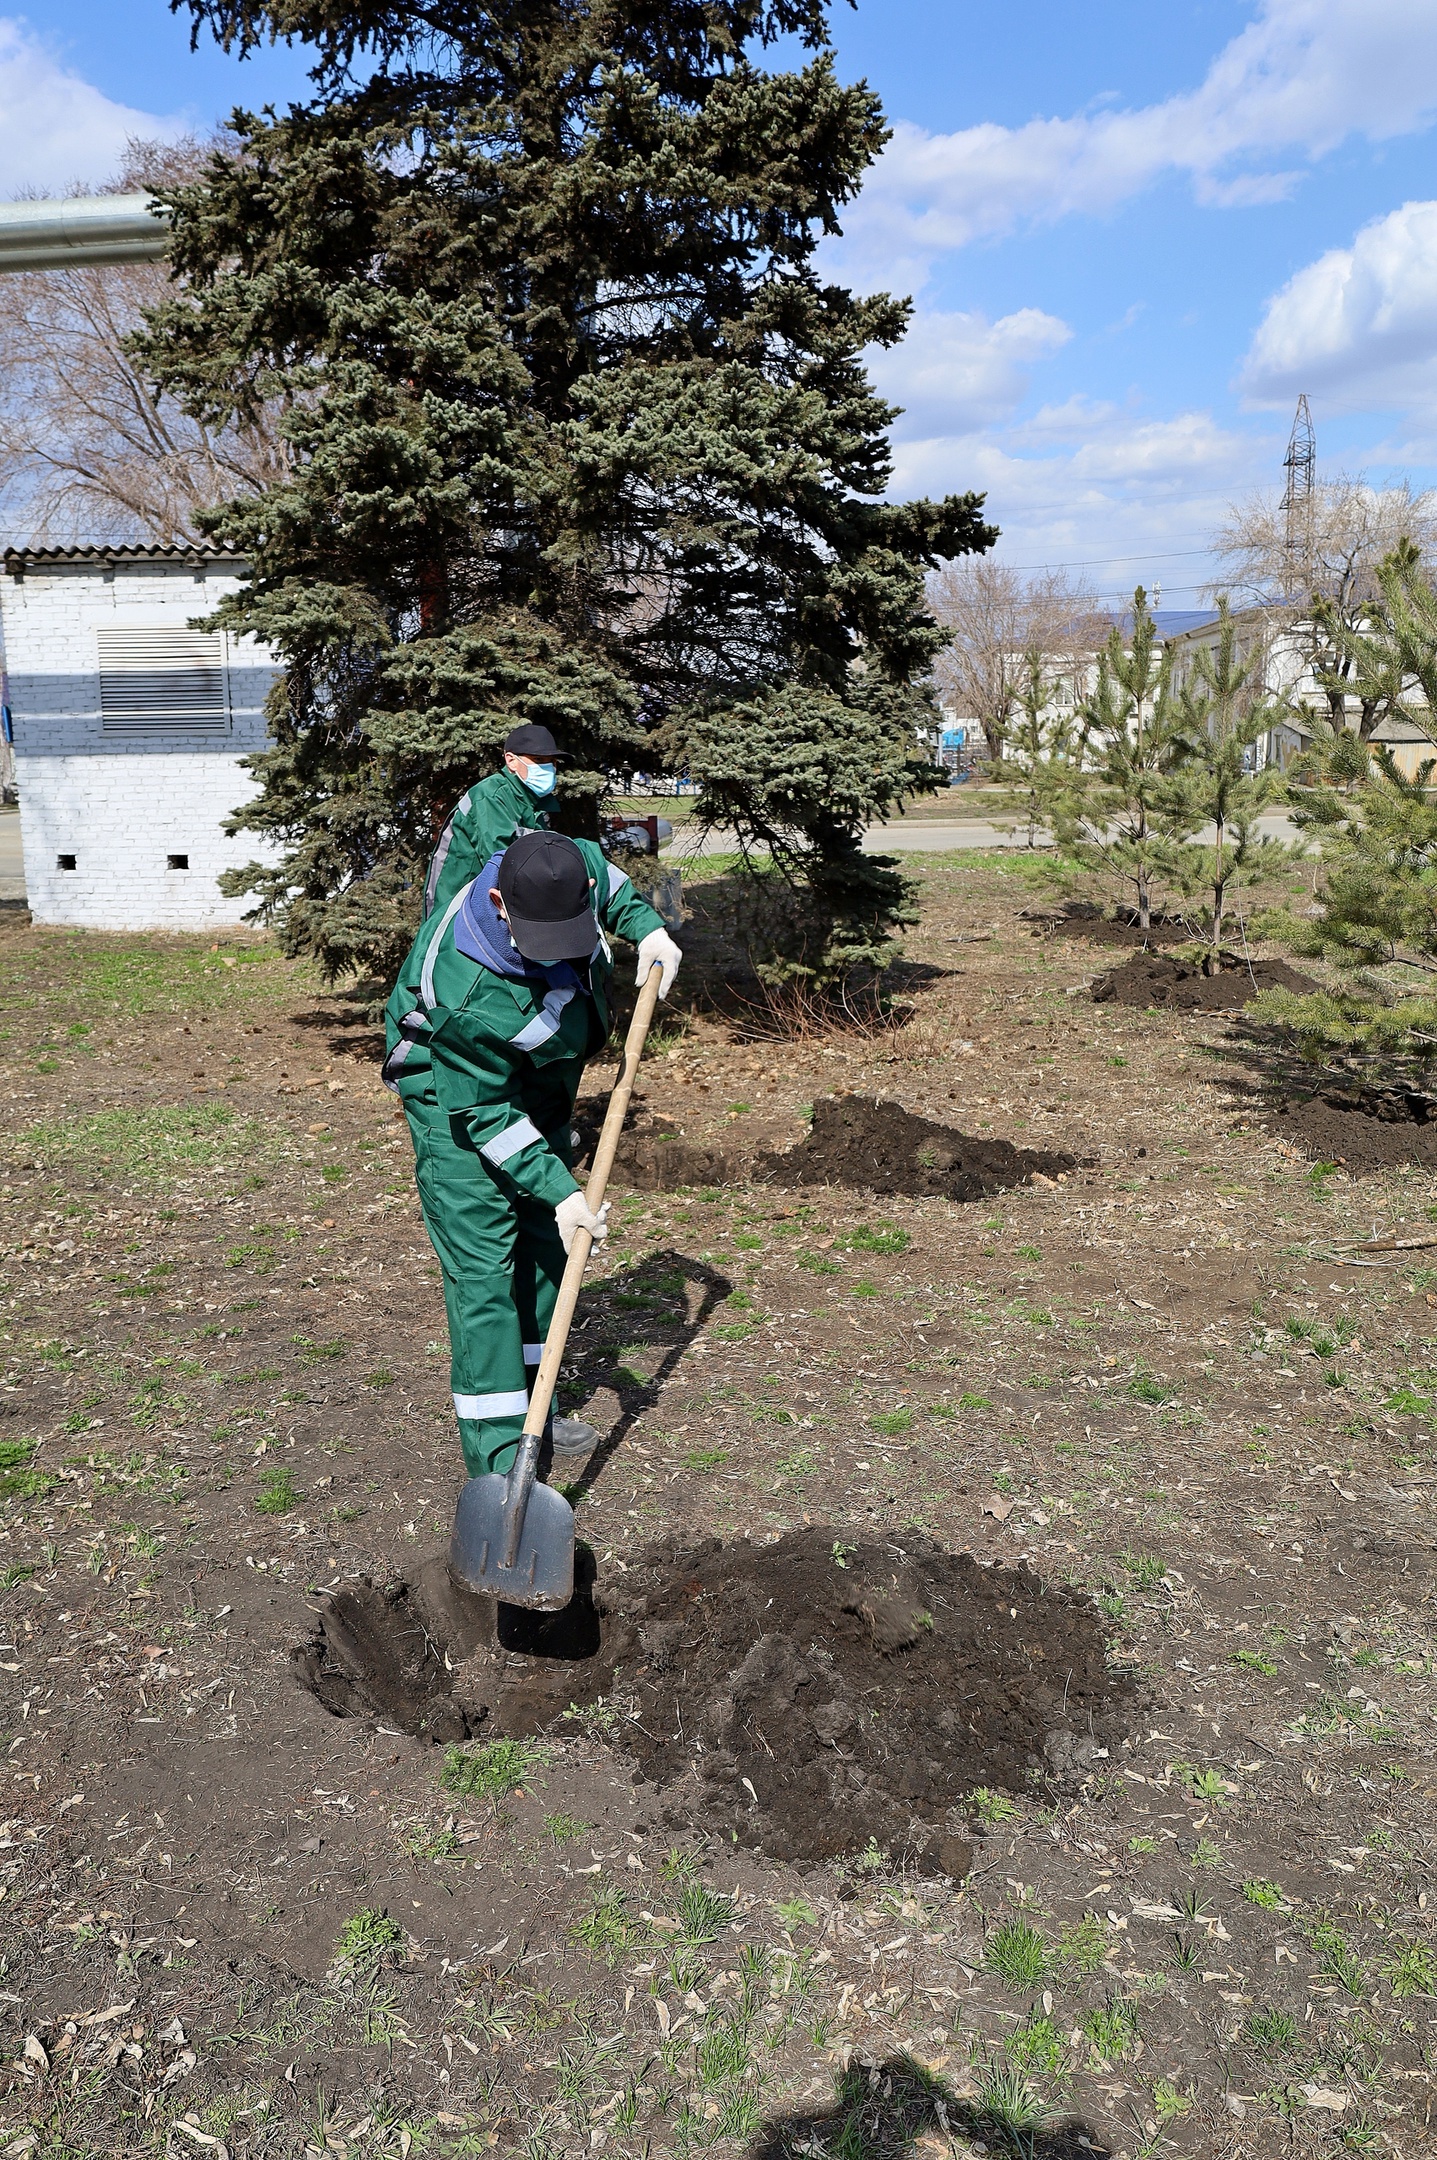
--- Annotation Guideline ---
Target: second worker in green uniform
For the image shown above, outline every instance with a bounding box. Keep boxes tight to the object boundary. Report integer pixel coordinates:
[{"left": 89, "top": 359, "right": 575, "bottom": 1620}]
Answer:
[
  {"left": 423, "top": 721, "right": 566, "bottom": 922},
  {"left": 386, "top": 827, "right": 681, "bottom": 1478}
]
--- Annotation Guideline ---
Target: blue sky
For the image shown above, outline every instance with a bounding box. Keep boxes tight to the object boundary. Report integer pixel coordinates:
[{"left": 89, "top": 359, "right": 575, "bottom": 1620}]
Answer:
[{"left": 8, "top": 1, "right": 1437, "bottom": 600}]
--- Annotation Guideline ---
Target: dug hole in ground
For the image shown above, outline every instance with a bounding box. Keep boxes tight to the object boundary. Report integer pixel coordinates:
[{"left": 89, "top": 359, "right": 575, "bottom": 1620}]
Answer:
[{"left": 0, "top": 852, "right": 1435, "bottom": 2160}]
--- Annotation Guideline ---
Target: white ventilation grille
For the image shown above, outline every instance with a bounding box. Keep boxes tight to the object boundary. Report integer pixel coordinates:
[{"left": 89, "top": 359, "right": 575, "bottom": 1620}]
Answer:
[{"left": 96, "top": 627, "right": 231, "bottom": 735}]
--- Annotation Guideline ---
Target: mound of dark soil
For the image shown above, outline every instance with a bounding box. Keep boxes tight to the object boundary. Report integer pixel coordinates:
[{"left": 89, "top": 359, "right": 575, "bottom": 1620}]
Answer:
[
  {"left": 1023, "top": 900, "right": 1187, "bottom": 949},
  {"left": 1092, "top": 951, "right": 1317, "bottom": 1011},
  {"left": 579, "top": 1529, "right": 1133, "bottom": 1864},
  {"left": 296, "top": 1530, "right": 1134, "bottom": 1871},
  {"left": 1263, "top": 1088, "right": 1437, "bottom": 1172},
  {"left": 761, "top": 1093, "right": 1078, "bottom": 1199}
]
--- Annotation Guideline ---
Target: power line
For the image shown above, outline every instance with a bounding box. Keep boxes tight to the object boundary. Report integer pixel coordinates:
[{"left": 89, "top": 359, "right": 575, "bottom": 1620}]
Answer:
[{"left": 996, "top": 545, "right": 1218, "bottom": 572}]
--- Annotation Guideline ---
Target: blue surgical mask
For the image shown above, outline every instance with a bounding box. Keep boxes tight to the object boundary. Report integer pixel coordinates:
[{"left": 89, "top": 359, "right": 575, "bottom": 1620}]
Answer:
[{"left": 523, "top": 761, "right": 557, "bottom": 798}]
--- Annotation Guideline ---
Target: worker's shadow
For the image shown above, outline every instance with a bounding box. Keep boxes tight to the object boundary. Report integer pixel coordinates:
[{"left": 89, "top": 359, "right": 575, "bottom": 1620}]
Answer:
[
  {"left": 750, "top": 2053, "right": 1110, "bottom": 2160},
  {"left": 557, "top": 1246, "right": 732, "bottom": 1505}
]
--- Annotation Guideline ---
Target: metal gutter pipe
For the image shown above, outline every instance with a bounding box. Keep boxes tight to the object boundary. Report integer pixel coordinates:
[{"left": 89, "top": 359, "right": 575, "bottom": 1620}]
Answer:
[{"left": 0, "top": 195, "right": 168, "bottom": 273}]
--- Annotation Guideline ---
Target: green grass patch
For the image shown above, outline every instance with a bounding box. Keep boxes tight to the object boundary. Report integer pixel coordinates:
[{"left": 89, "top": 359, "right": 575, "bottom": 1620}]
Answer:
[
  {"left": 1080, "top": 1999, "right": 1141, "bottom": 2060},
  {"left": 837, "top": 1223, "right": 911, "bottom": 1255},
  {"left": 1244, "top": 2005, "right": 1298, "bottom": 2054},
  {"left": 0, "top": 1437, "right": 55, "bottom": 1503},
  {"left": 1381, "top": 1938, "right": 1437, "bottom": 1997},
  {"left": 254, "top": 1466, "right": 298, "bottom": 1515},
  {"left": 7, "top": 1101, "right": 282, "bottom": 1184},
  {"left": 440, "top": 1737, "right": 549, "bottom": 1806},
  {"left": 573, "top": 1885, "right": 640, "bottom": 1963},
  {"left": 334, "top": 1907, "right": 403, "bottom": 1969},
  {"left": 986, "top": 1916, "right": 1049, "bottom": 1990}
]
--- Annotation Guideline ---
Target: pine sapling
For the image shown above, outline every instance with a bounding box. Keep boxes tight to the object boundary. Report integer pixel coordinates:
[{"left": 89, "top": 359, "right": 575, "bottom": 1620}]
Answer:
[
  {"left": 1050, "top": 588, "right": 1192, "bottom": 929},
  {"left": 1256, "top": 544, "right": 1437, "bottom": 1088},
  {"left": 1167, "top": 596, "right": 1297, "bottom": 963}
]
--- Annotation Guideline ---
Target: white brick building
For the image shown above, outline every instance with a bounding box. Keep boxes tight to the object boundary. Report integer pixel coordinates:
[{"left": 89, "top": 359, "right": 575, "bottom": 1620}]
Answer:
[{"left": 0, "top": 543, "right": 281, "bottom": 929}]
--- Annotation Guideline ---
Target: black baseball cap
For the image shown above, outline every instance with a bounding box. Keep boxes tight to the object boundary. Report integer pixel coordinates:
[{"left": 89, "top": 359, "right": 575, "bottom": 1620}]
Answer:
[
  {"left": 504, "top": 723, "right": 567, "bottom": 761},
  {"left": 496, "top": 831, "right": 598, "bottom": 964}
]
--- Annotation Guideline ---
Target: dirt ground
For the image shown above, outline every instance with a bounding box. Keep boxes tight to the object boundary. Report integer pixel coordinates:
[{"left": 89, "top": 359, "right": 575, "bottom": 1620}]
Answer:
[{"left": 1, "top": 854, "right": 1435, "bottom": 2160}]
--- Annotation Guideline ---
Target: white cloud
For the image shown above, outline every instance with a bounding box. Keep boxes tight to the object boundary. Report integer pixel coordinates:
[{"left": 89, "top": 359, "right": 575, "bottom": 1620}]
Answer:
[
  {"left": 1242, "top": 198, "right": 1437, "bottom": 413},
  {"left": 837, "top": 0, "right": 1437, "bottom": 288},
  {"left": 891, "top": 404, "right": 1263, "bottom": 601},
  {"left": 0, "top": 18, "right": 183, "bottom": 196},
  {"left": 868, "top": 307, "right": 1070, "bottom": 437}
]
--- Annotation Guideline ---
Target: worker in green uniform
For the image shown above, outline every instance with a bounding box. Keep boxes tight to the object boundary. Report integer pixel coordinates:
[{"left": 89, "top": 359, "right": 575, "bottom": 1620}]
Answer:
[
  {"left": 423, "top": 722, "right": 566, "bottom": 920},
  {"left": 385, "top": 828, "right": 681, "bottom": 1474}
]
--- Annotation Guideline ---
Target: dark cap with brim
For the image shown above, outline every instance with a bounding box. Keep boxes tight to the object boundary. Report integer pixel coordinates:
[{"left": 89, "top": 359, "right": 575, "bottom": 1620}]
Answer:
[
  {"left": 496, "top": 830, "right": 598, "bottom": 964},
  {"left": 504, "top": 723, "right": 568, "bottom": 761}
]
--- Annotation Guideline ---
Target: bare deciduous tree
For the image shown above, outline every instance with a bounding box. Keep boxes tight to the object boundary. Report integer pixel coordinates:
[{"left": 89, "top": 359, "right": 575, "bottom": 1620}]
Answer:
[
  {"left": 928, "top": 558, "right": 1104, "bottom": 762},
  {"left": 0, "top": 139, "right": 286, "bottom": 548},
  {"left": 1212, "top": 477, "right": 1437, "bottom": 735}
]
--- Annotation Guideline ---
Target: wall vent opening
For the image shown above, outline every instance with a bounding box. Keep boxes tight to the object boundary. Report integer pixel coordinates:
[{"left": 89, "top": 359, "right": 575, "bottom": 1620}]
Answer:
[
  {"left": 96, "top": 627, "right": 231, "bottom": 735},
  {"left": 57, "top": 854, "right": 77, "bottom": 871},
  {"left": 167, "top": 853, "right": 190, "bottom": 871}
]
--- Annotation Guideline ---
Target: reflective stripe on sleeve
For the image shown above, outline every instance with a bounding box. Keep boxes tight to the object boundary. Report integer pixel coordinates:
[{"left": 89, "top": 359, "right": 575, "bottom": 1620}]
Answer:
[
  {"left": 479, "top": 1115, "right": 544, "bottom": 1166},
  {"left": 424, "top": 815, "right": 456, "bottom": 915},
  {"left": 523, "top": 1343, "right": 543, "bottom": 1365},
  {"left": 419, "top": 883, "right": 472, "bottom": 1011},
  {"left": 510, "top": 986, "right": 575, "bottom": 1051},
  {"left": 380, "top": 1006, "right": 431, "bottom": 1092},
  {"left": 380, "top": 1037, "right": 413, "bottom": 1093},
  {"left": 453, "top": 1388, "right": 529, "bottom": 1421},
  {"left": 606, "top": 862, "right": 630, "bottom": 896}
]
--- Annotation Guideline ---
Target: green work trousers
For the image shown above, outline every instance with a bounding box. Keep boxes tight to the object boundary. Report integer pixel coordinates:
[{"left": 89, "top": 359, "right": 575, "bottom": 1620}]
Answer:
[{"left": 399, "top": 1078, "right": 570, "bottom": 1477}]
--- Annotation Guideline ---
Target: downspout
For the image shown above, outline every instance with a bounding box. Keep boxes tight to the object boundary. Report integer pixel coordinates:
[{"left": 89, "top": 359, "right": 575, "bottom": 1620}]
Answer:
[{"left": 0, "top": 195, "right": 168, "bottom": 272}]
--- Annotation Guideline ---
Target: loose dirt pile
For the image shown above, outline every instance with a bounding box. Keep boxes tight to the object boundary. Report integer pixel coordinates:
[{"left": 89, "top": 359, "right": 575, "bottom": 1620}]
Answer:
[
  {"left": 296, "top": 1530, "right": 1134, "bottom": 1870},
  {"left": 1023, "top": 900, "right": 1188, "bottom": 948},
  {"left": 761, "top": 1094, "right": 1078, "bottom": 1199},
  {"left": 1262, "top": 1088, "right": 1437, "bottom": 1171},
  {"left": 1092, "top": 951, "right": 1317, "bottom": 1011}
]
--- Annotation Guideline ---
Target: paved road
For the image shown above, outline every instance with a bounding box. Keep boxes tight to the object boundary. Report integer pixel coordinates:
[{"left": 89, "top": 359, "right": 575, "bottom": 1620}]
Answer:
[
  {"left": 0, "top": 801, "right": 1307, "bottom": 907},
  {"left": 670, "top": 811, "right": 1303, "bottom": 856},
  {"left": 0, "top": 807, "right": 22, "bottom": 901}
]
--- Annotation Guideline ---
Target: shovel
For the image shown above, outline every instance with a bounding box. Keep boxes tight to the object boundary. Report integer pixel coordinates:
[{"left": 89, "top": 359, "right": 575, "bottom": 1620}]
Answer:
[{"left": 450, "top": 959, "right": 665, "bottom": 1609}]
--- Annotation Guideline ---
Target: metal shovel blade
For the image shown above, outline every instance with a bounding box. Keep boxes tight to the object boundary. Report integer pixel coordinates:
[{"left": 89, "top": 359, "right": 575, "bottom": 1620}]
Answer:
[{"left": 449, "top": 1468, "right": 575, "bottom": 1610}]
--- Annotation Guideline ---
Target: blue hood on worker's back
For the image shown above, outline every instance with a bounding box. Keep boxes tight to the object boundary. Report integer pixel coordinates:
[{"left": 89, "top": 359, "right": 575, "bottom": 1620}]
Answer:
[{"left": 454, "top": 855, "right": 584, "bottom": 994}]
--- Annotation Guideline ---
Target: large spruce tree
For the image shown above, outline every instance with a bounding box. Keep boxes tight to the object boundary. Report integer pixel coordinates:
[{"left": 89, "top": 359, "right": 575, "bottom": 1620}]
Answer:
[{"left": 141, "top": 0, "right": 993, "bottom": 987}]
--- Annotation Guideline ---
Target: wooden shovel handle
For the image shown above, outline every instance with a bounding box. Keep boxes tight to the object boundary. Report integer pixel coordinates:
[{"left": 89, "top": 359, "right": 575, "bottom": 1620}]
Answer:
[{"left": 521, "top": 961, "right": 664, "bottom": 1440}]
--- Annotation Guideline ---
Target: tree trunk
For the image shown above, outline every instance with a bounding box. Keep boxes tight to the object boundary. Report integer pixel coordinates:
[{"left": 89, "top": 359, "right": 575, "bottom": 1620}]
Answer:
[{"left": 1211, "top": 816, "right": 1226, "bottom": 966}]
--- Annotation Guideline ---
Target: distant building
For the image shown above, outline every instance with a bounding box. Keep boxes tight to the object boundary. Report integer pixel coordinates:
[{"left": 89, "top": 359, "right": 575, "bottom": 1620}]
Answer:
[
  {"left": 1163, "top": 605, "right": 1437, "bottom": 777},
  {"left": 0, "top": 543, "right": 280, "bottom": 928}
]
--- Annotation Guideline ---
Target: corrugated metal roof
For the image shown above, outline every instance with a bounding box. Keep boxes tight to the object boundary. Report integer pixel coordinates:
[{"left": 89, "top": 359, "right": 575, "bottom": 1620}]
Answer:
[
  {"left": 3, "top": 543, "right": 246, "bottom": 572},
  {"left": 1106, "top": 607, "right": 1222, "bottom": 639},
  {"left": 1370, "top": 712, "right": 1435, "bottom": 743}
]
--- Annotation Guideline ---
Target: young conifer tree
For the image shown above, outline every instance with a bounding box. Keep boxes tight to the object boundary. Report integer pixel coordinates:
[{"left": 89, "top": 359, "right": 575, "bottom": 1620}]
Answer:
[
  {"left": 1054, "top": 588, "right": 1191, "bottom": 930},
  {"left": 136, "top": 0, "right": 994, "bottom": 988},
  {"left": 1001, "top": 647, "right": 1084, "bottom": 850},
  {"left": 1256, "top": 545, "right": 1437, "bottom": 1081},
  {"left": 1167, "top": 598, "right": 1293, "bottom": 962}
]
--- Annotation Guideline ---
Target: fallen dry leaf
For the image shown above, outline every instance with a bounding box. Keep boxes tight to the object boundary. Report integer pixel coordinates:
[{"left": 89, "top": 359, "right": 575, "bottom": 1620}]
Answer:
[{"left": 1300, "top": 2085, "right": 1349, "bottom": 2112}]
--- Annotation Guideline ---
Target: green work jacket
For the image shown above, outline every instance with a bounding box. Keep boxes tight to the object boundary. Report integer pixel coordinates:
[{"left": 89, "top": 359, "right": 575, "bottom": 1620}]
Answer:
[
  {"left": 385, "top": 841, "right": 664, "bottom": 1208},
  {"left": 423, "top": 766, "right": 551, "bottom": 919}
]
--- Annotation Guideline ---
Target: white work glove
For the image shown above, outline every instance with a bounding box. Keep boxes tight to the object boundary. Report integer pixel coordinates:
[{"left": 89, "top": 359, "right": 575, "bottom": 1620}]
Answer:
[
  {"left": 555, "top": 1191, "right": 609, "bottom": 1256},
  {"left": 636, "top": 926, "right": 682, "bottom": 1001}
]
